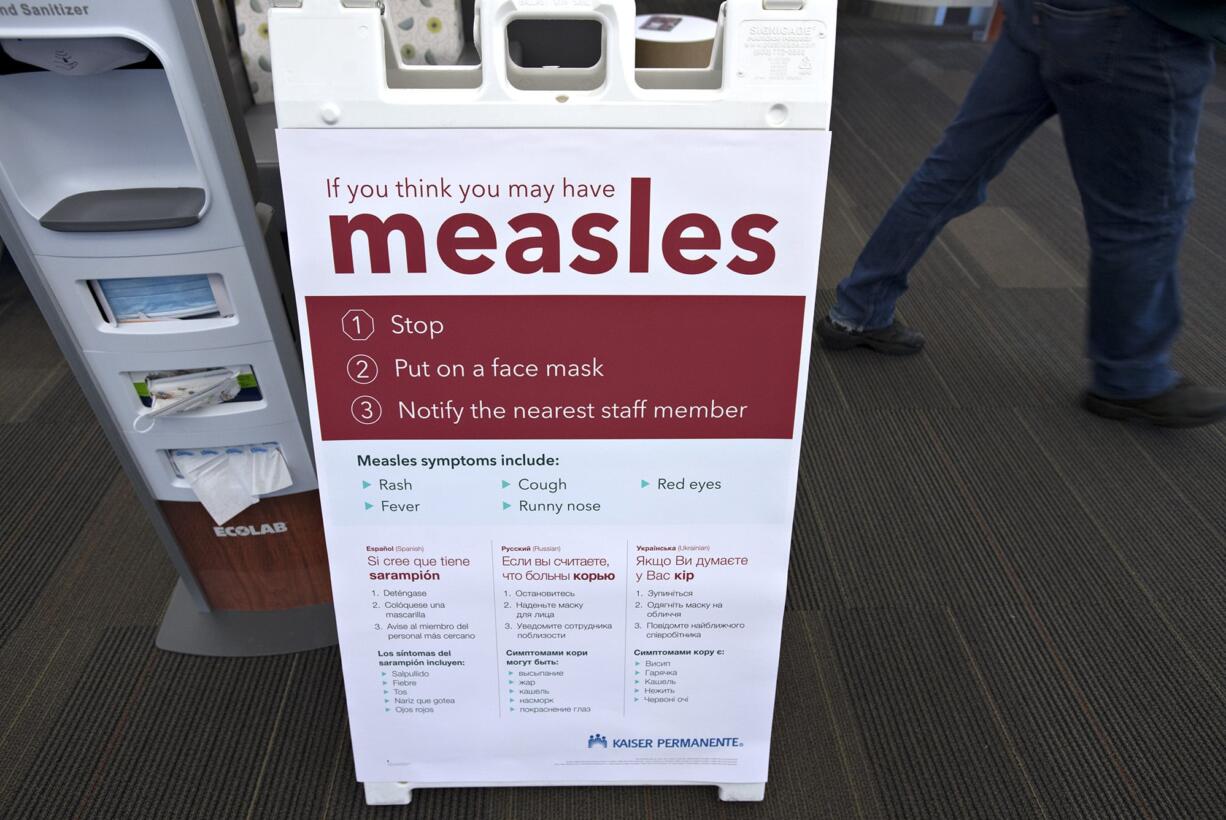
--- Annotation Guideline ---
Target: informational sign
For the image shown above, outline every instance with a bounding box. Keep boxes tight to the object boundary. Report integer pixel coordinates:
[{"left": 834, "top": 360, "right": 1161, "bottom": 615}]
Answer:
[{"left": 278, "top": 128, "right": 830, "bottom": 786}]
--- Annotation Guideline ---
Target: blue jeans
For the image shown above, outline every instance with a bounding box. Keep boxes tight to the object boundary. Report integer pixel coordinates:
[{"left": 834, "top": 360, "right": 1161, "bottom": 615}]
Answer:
[{"left": 830, "top": 0, "right": 1215, "bottom": 400}]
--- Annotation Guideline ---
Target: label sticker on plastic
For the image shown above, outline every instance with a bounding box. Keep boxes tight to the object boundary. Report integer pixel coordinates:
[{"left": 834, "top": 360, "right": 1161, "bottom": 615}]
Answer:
[{"left": 736, "top": 20, "right": 825, "bottom": 85}]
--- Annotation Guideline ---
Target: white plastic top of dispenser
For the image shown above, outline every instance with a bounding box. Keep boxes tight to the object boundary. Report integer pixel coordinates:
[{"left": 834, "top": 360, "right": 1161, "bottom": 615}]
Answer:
[{"left": 271, "top": 0, "right": 835, "bottom": 131}]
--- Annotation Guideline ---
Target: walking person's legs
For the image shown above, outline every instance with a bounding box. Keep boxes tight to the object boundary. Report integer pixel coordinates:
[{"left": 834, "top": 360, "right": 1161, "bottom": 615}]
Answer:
[
  {"left": 819, "top": 4, "right": 1054, "bottom": 353},
  {"left": 1037, "top": 0, "right": 1226, "bottom": 425}
]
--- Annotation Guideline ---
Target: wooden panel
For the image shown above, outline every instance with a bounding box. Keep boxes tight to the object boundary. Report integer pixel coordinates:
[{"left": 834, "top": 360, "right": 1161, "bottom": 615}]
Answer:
[{"left": 160, "top": 490, "right": 332, "bottom": 611}]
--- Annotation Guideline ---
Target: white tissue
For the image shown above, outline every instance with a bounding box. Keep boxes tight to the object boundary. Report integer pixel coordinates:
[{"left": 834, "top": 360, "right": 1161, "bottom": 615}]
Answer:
[
  {"left": 247, "top": 445, "right": 292, "bottom": 495},
  {"left": 174, "top": 449, "right": 258, "bottom": 525},
  {"left": 172, "top": 443, "right": 293, "bottom": 525}
]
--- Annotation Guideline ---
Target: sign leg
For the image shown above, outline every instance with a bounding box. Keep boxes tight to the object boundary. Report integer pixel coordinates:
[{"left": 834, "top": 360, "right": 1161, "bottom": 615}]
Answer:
[
  {"left": 718, "top": 783, "right": 766, "bottom": 802},
  {"left": 364, "top": 782, "right": 413, "bottom": 805}
]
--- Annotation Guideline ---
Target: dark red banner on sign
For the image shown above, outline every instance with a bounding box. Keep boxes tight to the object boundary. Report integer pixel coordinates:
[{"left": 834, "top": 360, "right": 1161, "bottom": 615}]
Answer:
[{"left": 306, "top": 295, "right": 805, "bottom": 441}]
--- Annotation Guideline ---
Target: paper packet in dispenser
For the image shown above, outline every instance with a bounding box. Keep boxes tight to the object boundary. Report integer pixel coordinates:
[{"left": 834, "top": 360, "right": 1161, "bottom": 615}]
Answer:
[
  {"left": 172, "top": 443, "right": 293, "bottom": 525},
  {"left": 133, "top": 369, "right": 241, "bottom": 433}
]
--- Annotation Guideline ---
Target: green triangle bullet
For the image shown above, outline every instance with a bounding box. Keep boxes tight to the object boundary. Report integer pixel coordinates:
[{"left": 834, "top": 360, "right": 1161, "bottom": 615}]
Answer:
[
  {"left": 364, "top": 501, "right": 374, "bottom": 510},
  {"left": 362, "top": 480, "right": 371, "bottom": 489},
  {"left": 502, "top": 501, "right": 511, "bottom": 510},
  {"left": 641, "top": 479, "right": 649, "bottom": 488},
  {"left": 501, "top": 480, "right": 510, "bottom": 488}
]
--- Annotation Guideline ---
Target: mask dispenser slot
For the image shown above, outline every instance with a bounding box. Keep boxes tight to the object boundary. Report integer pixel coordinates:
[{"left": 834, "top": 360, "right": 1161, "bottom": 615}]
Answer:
[
  {"left": 129, "top": 366, "right": 262, "bottom": 408},
  {"left": 164, "top": 442, "right": 293, "bottom": 525},
  {"left": 84, "top": 343, "right": 297, "bottom": 436},
  {"left": 167, "top": 442, "right": 284, "bottom": 482},
  {"left": 90, "top": 273, "right": 233, "bottom": 326},
  {"left": 40, "top": 248, "right": 274, "bottom": 353},
  {"left": 123, "top": 420, "right": 317, "bottom": 505}
]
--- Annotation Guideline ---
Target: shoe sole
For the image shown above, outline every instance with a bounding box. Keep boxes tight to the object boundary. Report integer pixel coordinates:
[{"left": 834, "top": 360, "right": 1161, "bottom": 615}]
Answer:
[
  {"left": 1083, "top": 394, "right": 1226, "bottom": 429},
  {"left": 817, "top": 331, "right": 924, "bottom": 357}
]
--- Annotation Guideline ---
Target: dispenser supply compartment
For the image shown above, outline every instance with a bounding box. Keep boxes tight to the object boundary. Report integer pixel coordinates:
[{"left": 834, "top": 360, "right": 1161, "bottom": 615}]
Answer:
[
  {"left": 91, "top": 273, "right": 233, "bottom": 325},
  {"left": 36, "top": 248, "right": 273, "bottom": 353},
  {"left": 131, "top": 368, "right": 243, "bottom": 433},
  {"left": 125, "top": 364, "right": 264, "bottom": 434},
  {"left": 128, "top": 365, "right": 261, "bottom": 408},
  {"left": 120, "top": 419, "right": 316, "bottom": 502},
  {"left": 167, "top": 442, "right": 293, "bottom": 525},
  {"left": 84, "top": 343, "right": 296, "bottom": 438}
]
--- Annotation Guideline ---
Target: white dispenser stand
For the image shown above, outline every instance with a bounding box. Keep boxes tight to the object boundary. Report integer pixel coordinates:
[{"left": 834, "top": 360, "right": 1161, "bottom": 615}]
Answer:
[{"left": 0, "top": 0, "right": 336, "bottom": 655}]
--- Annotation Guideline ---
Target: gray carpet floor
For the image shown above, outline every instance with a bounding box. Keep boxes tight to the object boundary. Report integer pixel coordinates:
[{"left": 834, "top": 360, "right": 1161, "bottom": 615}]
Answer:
[{"left": 2, "top": 12, "right": 1226, "bottom": 819}]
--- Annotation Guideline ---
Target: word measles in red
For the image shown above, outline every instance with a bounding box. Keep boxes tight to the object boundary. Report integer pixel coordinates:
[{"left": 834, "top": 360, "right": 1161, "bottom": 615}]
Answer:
[{"left": 329, "top": 178, "right": 778, "bottom": 277}]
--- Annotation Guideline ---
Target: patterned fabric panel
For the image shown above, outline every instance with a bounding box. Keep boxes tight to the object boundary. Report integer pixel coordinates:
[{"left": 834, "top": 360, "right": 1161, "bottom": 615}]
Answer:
[
  {"left": 235, "top": 0, "right": 464, "bottom": 104},
  {"left": 212, "top": 0, "right": 254, "bottom": 108}
]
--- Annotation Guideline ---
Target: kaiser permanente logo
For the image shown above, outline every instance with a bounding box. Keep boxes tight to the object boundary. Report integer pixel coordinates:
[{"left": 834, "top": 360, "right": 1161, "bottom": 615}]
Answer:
[{"left": 587, "top": 733, "right": 744, "bottom": 750}]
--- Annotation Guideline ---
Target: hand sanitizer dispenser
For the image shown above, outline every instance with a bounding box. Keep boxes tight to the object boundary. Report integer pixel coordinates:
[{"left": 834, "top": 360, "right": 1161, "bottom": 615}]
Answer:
[{"left": 0, "top": 0, "right": 336, "bottom": 656}]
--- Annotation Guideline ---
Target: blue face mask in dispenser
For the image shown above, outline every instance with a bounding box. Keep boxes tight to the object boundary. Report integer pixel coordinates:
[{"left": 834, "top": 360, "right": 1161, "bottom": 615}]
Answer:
[{"left": 97, "top": 275, "right": 220, "bottom": 322}]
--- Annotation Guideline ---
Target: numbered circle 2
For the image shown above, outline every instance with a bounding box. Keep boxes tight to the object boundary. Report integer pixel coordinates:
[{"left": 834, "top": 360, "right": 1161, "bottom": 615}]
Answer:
[
  {"left": 346, "top": 354, "right": 379, "bottom": 385},
  {"left": 350, "top": 395, "right": 383, "bottom": 425}
]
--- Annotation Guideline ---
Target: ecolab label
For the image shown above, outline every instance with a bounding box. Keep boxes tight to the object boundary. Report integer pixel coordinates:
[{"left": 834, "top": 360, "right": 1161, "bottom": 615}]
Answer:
[{"left": 212, "top": 522, "right": 289, "bottom": 537}]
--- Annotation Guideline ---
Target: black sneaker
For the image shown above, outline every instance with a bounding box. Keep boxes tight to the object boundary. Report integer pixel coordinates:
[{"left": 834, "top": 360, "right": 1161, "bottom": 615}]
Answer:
[
  {"left": 816, "top": 316, "right": 925, "bottom": 356},
  {"left": 1083, "top": 379, "right": 1226, "bottom": 429}
]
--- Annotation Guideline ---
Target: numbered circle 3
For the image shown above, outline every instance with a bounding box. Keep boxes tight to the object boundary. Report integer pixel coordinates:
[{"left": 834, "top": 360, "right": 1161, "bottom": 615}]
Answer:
[
  {"left": 350, "top": 395, "right": 383, "bottom": 425},
  {"left": 346, "top": 354, "right": 379, "bottom": 385}
]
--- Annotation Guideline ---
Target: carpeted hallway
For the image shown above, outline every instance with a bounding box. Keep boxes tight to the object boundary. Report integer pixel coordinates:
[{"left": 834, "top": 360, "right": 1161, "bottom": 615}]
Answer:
[{"left": 1, "top": 12, "right": 1226, "bottom": 819}]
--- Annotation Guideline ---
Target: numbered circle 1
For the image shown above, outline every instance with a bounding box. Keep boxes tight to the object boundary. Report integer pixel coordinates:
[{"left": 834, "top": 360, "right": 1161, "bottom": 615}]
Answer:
[
  {"left": 350, "top": 395, "right": 383, "bottom": 425},
  {"left": 341, "top": 308, "right": 375, "bottom": 341},
  {"left": 346, "top": 354, "right": 379, "bottom": 385}
]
